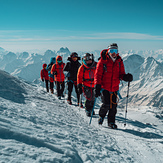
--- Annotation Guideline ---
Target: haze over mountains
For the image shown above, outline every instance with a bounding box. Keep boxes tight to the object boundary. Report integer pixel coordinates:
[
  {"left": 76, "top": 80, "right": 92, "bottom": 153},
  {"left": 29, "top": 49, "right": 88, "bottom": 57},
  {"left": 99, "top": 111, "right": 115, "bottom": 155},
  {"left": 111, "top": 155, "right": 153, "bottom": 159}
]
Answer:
[{"left": 0, "top": 47, "right": 163, "bottom": 108}]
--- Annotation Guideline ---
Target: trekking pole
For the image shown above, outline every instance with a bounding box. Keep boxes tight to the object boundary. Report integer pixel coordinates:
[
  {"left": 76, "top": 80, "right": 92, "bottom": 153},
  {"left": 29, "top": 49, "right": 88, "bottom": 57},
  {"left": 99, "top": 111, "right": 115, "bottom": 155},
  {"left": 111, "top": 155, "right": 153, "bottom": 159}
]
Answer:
[
  {"left": 124, "top": 82, "right": 130, "bottom": 127},
  {"left": 43, "top": 80, "right": 45, "bottom": 91},
  {"left": 79, "top": 93, "right": 82, "bottom": 111},
  {"left": 89, "top": 97, "right": 97, "bottom": 125}
]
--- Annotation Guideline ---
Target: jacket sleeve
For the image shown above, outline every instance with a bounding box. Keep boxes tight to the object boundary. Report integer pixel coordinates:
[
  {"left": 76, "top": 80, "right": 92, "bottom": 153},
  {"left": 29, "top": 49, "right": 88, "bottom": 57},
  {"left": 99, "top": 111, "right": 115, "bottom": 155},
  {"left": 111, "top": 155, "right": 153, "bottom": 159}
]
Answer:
[
  {"left": 78, "top": 62, "right": 81, "bottom": 68},
  {"left": 119, "top": 60, "right": 126, "bottom": 80},
  {"left": 77, "top": 65, "right": 84, "bottom": 85},
  {"left": 40, "top": 69, "right": 44, "bottom": 79},
  {"left": 94, "top": 59, "right": 105, "bottom": 86},
  {"left": 51, "top": 64, "right": 56, "bottom": 75},
  {"left": 63, "top": 62, "right": 70, "bottom": 71}
]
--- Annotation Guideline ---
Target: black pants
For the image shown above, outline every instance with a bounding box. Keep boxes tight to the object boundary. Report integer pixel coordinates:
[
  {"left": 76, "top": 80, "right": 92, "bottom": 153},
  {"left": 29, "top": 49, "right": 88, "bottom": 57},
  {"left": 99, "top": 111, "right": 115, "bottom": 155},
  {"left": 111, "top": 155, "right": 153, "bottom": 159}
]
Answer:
[
  {"left": 50, "top": 82, "right": 54, "bottom": 91},
  {"left": 55, "top": 81, "right": 65, "bottom": 97},
  {"left": 45, "top": 80, "right": 49, "bottom": 92},
  {"left": 99, "top": 90, "right": 117, "bottom": 124},
  {"left": 67, "top": 81, "right": 80, "bottom": 103},
  {"left": 83, "top": 85, "right": 95, "bottom": 112}
]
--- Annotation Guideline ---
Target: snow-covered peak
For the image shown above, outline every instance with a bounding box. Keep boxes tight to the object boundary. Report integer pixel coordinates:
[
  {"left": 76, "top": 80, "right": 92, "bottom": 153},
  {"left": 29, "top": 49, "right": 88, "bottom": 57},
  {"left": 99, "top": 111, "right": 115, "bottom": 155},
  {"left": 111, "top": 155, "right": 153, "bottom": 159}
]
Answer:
[
  {"left": 0, "top": 47, "right": 5, "bottom": 52},
  {"left": 57, "top": 47, "right": 71, "bottom": 62},
  {"left": 57, "top": 47, "right": 70, "bottom": 53}
]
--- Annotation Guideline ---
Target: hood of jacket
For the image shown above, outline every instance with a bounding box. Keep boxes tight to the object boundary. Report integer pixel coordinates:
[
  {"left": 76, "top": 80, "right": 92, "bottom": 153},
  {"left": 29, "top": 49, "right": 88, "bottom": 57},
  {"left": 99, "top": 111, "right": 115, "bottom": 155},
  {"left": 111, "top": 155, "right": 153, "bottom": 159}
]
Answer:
[{"left": 42, "top": 63, "right": 47, "bottom": 68}]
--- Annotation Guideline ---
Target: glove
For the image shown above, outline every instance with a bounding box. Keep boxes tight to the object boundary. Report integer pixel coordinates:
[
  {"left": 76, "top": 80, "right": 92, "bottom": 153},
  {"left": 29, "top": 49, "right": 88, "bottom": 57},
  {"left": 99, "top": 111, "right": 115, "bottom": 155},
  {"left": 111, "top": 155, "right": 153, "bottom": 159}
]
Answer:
[
  {"left": 42, "top": 79, "right": 44, "bottom": 82},
  {"left": 53, "top": 71, "right": 57, "bottom": 75},
  {"left": 77, "top": 84, "right": 83, "bottom": 94},
  {"left": 95, "top": 84, "right": 101, "bottom": 97},
  {"left": 123, "top": 73, "right": 133, "bottom": 82}
]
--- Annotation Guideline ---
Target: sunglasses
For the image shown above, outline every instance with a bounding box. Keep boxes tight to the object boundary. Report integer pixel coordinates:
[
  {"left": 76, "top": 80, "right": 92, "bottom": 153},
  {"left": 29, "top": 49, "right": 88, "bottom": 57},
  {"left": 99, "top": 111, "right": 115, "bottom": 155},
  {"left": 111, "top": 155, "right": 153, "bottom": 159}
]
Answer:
[
  {"left": 83, "top": 55, "right": 93, "bottom": 61},
  {"left": 109, "top": 49, "right": 118, "bottom": 54}
]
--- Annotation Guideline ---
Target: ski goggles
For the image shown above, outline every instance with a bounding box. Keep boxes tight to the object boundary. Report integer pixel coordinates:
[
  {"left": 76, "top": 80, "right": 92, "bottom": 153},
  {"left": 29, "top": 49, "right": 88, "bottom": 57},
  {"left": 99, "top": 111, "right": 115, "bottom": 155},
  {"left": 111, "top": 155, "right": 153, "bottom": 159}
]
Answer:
[
  {"left": 71, "top": 54, "right": 78, "bottom": 58},
  {"left": 83, "top": 55, "right": 93, "bottom": 61},
  {"left": 109, "top": 49, "right": 118, "bottom": 54}
]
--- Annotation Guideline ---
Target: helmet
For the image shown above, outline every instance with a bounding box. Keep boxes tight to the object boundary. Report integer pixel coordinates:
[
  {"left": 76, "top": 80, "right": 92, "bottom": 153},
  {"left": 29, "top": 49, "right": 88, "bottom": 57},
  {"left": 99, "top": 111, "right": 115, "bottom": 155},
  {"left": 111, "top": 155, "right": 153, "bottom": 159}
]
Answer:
[
  {"left": 83, "top": 53, "right": 94, "bottom": 61},
  {"left": 43, "top": 63, "right": 47, "bottom": 68},
  {"left": 108, "top": 43, "right": 118, "bottom": 49},
  {"left": 70, "top": 52, "right": 78, "bottom": 58}
]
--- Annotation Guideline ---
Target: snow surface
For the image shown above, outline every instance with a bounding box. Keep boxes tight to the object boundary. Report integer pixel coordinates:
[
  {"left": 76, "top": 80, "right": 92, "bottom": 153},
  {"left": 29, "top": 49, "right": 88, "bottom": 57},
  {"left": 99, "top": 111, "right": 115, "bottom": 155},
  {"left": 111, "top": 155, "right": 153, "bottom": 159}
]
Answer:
[{"left": 0, "top": 70, "right": 163, "bottom": 163}]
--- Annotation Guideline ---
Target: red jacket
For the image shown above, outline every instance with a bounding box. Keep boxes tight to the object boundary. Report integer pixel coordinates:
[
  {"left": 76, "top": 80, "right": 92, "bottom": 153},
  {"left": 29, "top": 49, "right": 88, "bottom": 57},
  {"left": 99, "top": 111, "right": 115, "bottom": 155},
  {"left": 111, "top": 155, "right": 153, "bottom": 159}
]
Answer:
[
  {"left": 51, "top": 56, "right": 65, "bottom": 82},
  {"left": 77, "top": 61, "right": 97, "bottom": 88},
  {"left": 40, "top": 64, "right": 49, "bottom": 80},
  {"left": 94, "top": 49, "right": 125, "bottom": 92}
]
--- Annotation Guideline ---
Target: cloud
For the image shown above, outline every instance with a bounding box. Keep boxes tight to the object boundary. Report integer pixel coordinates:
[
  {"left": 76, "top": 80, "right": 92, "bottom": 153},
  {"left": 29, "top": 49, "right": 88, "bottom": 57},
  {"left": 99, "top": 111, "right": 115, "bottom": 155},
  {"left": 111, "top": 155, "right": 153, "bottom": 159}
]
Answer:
[
  {"left": 81, "top": 32, "right": 163, "bottom": 40},
  {"left": 0, "top": 30, "right": 163, "bottom": 42}
]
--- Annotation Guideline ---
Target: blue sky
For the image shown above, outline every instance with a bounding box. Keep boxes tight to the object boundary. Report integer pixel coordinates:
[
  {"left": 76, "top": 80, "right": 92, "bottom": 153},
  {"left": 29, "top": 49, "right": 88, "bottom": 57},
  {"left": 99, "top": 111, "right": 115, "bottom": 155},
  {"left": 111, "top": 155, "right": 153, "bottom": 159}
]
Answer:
[{"left": 0, "top": 0, "right": 163, "bottom": 52}]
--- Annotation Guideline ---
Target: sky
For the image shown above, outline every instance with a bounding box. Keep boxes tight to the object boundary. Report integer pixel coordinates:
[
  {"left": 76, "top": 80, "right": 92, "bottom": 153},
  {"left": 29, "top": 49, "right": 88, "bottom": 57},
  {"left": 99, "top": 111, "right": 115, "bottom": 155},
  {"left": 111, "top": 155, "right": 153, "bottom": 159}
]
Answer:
[{"left": 0, "top": 0, "right": 163, "bottom": 53}]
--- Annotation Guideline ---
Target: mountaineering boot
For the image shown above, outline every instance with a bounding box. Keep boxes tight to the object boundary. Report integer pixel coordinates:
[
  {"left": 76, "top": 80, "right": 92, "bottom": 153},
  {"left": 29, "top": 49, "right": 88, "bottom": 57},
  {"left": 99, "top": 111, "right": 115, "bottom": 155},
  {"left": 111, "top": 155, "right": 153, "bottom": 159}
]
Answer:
[
  {"left": 61, "top": 93, "right": 64, "bottom": 97},
  {"left": 67, "top": 99, "right": 72, "bottom": 105},
  {"left": 50, "top": 89, "right": 54, "bottom": 94},
  {"left": 77, "top": 103, "right": 83, "bottom": 108},
  {"left": 58, "top": 96, "right": 61, "bottom": 100},
  {"left": 108, "top": 123, "right": 117, "bottom": 129},
  {"left": 85, "top": 109, "right": 91, "bottom": 117},
  {"left": 98, "top": 116, "right": 104, "bottom": 125}
]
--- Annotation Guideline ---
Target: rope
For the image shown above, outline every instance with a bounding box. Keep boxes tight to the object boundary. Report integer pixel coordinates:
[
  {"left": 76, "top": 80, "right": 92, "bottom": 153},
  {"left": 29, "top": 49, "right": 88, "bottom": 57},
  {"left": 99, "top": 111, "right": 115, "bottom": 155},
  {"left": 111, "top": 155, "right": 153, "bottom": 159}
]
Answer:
[{"left": 110, "top": 92, "right": 119, "bottom": 109}]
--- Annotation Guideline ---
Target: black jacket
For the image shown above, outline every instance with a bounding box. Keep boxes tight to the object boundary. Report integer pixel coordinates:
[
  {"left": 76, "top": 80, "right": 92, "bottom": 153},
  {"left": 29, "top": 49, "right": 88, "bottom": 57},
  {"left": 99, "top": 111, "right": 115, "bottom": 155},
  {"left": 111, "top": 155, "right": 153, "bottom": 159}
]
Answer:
[{"left": 64, "top": 58, "right": 81, "bottom": 81}]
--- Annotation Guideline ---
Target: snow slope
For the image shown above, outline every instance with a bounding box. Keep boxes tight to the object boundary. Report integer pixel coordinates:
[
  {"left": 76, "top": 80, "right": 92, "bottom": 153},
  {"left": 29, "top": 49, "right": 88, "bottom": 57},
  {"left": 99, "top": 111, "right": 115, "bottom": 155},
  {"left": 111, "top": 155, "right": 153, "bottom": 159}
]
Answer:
[{"left": 0, "top": 70, "right": 163, "bottom": 162}]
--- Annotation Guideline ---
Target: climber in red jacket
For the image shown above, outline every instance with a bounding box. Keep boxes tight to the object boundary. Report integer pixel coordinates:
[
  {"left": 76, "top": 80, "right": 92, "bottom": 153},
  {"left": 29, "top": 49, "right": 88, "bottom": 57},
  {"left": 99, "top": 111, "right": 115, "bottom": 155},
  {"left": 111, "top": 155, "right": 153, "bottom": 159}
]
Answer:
[
  {"left": 40, "top": 63, "right": 49, "bottom": 92},
  {"left": 77, "top": 53, "right": 97, "bottom": 116},
  {"left": 51, "top": 55, "right": 65, "bottom": 99},
  {"left": 94, "top": 43, "right": 133, "bottom": 129}
]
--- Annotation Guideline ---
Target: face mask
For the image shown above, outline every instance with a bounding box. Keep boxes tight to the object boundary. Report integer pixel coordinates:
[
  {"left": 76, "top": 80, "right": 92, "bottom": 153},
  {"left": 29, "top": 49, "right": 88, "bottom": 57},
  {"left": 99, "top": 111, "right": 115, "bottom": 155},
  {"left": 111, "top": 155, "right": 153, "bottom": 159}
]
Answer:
[{"left": 57, "top": 60, "right": 62, "bottom": 63}]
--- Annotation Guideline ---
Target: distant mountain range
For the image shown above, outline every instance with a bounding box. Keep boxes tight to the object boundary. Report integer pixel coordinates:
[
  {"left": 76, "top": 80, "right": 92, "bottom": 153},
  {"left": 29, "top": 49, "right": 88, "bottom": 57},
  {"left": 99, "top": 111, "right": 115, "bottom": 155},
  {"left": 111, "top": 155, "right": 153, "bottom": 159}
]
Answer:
[
  {"left": 119, "top": 54, "right": 163, "bottom": 108},
  {"left": 0, "top": 47, "right": 162, "bottom": 108}
]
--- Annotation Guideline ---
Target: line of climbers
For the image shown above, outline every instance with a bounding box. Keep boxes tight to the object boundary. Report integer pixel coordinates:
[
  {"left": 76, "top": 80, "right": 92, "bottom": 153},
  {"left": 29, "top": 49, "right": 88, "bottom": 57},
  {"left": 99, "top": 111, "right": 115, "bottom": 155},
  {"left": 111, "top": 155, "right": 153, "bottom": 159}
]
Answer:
[{"left": 40, "top": 43, "right": 133, "bottom": 129}]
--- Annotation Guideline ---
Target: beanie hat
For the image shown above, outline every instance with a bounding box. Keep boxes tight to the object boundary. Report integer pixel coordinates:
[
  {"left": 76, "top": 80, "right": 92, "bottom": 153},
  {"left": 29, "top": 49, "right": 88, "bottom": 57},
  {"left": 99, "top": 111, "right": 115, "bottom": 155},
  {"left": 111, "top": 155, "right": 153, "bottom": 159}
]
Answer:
[
  {"left": 70, "top": 52, "right": 78, "bottom": 58},
  {"left": 108, "top": 43, "right": 118, "bottom": 49}
]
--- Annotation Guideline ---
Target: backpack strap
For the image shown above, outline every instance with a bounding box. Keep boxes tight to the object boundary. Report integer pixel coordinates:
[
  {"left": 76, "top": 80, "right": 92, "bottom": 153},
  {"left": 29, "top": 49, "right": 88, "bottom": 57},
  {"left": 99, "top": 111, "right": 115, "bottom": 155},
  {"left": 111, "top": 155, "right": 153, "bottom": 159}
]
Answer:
[{"left": 83, "top": 63, "right": 96, "bottom": 81}]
